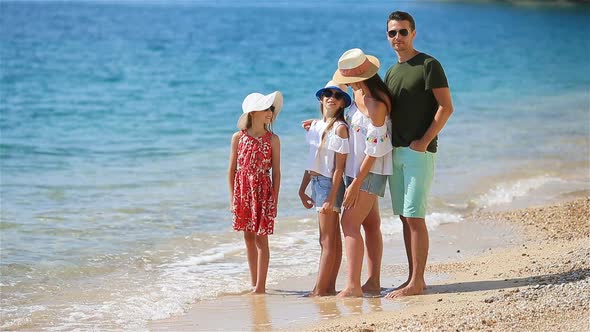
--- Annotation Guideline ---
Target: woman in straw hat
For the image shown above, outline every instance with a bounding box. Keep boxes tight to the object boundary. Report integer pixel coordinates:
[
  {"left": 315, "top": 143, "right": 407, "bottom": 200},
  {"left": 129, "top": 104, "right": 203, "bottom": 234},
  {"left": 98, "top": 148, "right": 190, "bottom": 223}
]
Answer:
[{"left": 332, "top": 48, "right": 394, "bottom": 297}]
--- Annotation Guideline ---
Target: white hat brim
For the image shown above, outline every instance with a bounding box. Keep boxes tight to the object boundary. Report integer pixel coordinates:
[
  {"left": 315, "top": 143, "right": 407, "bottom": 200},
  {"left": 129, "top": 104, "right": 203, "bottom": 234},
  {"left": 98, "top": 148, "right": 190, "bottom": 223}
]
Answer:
[{"left": 237, "top": 91, "right": 283, "bottom": 129}]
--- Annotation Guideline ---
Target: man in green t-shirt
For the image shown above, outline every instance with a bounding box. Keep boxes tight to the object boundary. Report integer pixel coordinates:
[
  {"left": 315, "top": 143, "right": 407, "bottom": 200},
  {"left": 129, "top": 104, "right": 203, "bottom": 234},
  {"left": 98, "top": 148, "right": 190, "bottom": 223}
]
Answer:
[{"left": 383, "top": 11, "right": 454, "bottom": 298}]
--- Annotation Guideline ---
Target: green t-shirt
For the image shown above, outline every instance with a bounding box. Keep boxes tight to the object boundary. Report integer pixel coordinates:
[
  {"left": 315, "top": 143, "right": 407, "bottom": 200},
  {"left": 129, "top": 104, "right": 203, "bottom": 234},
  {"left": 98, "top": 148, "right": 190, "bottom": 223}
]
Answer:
[{"left": 385, "top": 52, "right": 448, "bottom": 153}]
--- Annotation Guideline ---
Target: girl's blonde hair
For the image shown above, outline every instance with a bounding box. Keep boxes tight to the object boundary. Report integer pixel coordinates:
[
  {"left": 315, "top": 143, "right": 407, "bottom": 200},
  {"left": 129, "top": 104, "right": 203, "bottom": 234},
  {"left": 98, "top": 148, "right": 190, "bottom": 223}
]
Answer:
[{"left": 241, "top": 112, "right": 274, "bottom": 132}]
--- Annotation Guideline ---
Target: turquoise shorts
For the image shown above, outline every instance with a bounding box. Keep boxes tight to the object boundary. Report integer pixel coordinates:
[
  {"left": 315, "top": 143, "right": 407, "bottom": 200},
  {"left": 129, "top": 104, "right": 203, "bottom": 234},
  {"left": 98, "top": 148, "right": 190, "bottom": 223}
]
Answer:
[{"left": 389, "top": 147, "right": 436, "bottom": 218}]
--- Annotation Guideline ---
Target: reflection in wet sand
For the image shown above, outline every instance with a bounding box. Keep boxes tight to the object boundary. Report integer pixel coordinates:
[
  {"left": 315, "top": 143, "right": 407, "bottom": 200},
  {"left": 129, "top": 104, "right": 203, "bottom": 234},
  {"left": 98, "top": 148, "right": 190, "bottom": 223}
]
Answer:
[
  {"left": 335, "top": 297, "right": 385, "bottom": 317},
  {"left": 313, "top": 297, "right": 341, "bottom": 320},
  {"left": 367, "top": 297, "right": 383, "bottom": 312},
  {"left": 250, "top": 294, "right": 272, "bottom": 331},
  {"left": 341, "top": 297, "right": 364, "bottom": 316}
]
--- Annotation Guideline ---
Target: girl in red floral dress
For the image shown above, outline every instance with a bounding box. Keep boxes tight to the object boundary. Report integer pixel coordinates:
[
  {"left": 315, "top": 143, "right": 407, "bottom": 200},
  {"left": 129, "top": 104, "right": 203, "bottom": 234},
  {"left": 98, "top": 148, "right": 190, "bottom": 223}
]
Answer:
[{"left": 228, "top": 91, "right": 282, "bottom": 294}]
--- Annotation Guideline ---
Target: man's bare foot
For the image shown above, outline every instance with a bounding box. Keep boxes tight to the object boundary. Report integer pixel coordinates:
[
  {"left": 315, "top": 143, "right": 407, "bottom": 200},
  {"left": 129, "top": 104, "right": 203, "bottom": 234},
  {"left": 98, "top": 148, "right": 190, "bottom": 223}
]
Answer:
[
  {"left": 385, "top": 283, "right": 424, "bottom": 299},
  {"left": 394, "top": 280, "right": 427, "bottom": 291},
  {"left": 361, "top": 280, "right": 381, "bottom": 295},
  {"left": 395, "top": 279, "right": 410, "bottom": 290},
  {"left": 337, "top": 287, "right": 363, "bottom": 298}
]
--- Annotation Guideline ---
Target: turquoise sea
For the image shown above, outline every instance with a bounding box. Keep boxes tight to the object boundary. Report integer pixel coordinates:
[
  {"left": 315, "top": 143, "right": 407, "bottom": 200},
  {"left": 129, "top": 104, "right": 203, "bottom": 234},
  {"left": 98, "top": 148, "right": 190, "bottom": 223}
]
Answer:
[{"left": 1, "top": 0, "right": 589, "bottom": 330}]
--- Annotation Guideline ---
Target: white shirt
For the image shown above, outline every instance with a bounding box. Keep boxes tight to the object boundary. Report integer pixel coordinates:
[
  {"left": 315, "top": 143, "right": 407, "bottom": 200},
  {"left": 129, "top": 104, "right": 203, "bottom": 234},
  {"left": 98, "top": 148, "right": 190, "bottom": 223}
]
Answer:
[
  {"left": 305, "top": 119, "right": 350, "bottom": 178},
  {"left": 345, "top": 102, "right": 393, "bottom": 178}
]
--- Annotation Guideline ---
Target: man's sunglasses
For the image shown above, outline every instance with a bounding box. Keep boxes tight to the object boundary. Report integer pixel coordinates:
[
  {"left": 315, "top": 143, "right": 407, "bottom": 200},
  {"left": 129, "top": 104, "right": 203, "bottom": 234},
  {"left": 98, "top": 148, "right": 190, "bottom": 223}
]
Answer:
[
  {"left": 387, "top": 29, "right": 409, "bottom": 38},
  {"left": 321, "top": 90, "right": 345, "bottom": 100}
]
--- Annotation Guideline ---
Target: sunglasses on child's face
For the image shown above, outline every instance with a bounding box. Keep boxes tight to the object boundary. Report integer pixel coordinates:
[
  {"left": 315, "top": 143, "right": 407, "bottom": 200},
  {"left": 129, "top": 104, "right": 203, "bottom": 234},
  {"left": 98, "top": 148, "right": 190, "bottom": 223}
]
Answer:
[
  {"left": 321, "top": 90, "right": 345, "bottom": 100},
  {"left": 388, "top": 28, "right": 409, "bottom": 38}
]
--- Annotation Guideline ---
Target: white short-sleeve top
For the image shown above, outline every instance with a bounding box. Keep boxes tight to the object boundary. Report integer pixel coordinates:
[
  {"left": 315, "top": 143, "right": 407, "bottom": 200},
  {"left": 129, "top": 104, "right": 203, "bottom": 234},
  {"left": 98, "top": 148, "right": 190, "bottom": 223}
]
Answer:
[
  {"left": 305, "top": 119, "right": 350, "bottom": 178},
  {"left": 345, "top": 102, "right": 393, "bottom": 178}
]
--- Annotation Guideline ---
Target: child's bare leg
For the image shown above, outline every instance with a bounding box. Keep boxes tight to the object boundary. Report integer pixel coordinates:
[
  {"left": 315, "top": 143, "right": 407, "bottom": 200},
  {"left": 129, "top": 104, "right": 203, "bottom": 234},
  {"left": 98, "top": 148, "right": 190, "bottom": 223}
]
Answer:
[
  {"left": 244, "top": 231, "right": 258, "bottom": 288},
  {"left": 253, "top": 234, "right": 269, "bottom": 294},
  {"left": 313, "top": 210, "right": 339, "bottom": 296},
  {"left": 328, "top": 212, "right": 343, "bottom": 295}
]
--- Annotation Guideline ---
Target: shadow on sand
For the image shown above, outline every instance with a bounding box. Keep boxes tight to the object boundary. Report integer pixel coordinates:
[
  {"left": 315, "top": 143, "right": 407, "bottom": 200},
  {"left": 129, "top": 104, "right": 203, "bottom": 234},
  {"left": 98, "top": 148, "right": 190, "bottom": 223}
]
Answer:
[{"left": 426, "top": 268, "right": 589, "bottom": 295}]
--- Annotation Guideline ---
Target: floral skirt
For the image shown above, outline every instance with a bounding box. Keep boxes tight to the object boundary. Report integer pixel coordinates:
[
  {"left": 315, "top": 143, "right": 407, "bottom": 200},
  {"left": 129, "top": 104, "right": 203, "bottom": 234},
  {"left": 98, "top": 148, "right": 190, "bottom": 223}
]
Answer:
[{"left": 232, "top": 171, "right": 276, "bottom": 235}]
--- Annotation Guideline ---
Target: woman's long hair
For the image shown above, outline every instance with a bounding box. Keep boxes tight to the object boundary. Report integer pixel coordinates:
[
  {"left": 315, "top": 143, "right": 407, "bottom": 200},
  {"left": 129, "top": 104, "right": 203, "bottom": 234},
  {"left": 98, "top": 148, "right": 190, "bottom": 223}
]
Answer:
[{"left": 363, "top": 74, "right": 394, "bottom": 115}]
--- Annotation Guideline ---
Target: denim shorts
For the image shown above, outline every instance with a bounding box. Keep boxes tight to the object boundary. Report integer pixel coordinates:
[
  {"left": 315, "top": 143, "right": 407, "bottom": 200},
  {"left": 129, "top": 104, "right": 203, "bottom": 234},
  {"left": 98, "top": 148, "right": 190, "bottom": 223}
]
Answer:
[
  {"left": 311, "top": 175, "right": 345, "bottom": 213},
  {"left": 345, "top": 173, "right": 389, "bottom": 197}
]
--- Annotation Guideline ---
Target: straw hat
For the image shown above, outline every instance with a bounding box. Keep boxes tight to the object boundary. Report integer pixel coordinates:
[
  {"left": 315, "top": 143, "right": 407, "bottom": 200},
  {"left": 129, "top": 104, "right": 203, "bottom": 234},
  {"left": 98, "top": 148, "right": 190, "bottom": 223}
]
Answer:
[
  {"left": 332, "top": 48, "right": 380, "bottom": 85},
  {"left": 315, "top": 80, "right": 351, "bottom": 107},
  {"left": 237, "top": 91, "right": 283, "bottom": 129}
]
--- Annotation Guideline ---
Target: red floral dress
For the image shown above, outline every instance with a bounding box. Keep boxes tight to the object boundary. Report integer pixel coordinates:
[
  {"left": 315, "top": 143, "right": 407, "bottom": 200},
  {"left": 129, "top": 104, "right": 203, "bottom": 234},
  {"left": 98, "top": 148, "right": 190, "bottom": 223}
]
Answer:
[{"left": 232, "top": 130, "right": 276, "bottom": 235}]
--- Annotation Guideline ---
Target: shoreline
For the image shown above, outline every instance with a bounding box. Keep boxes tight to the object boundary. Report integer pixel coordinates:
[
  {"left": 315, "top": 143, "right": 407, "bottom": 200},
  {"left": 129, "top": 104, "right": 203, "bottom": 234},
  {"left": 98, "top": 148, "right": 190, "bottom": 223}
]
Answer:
[
  {"left": 150, "top": 196, "right": 589, "bottom": 331},
  {"left": 149, "top": 216, "right": 520, "bottom": 331}
]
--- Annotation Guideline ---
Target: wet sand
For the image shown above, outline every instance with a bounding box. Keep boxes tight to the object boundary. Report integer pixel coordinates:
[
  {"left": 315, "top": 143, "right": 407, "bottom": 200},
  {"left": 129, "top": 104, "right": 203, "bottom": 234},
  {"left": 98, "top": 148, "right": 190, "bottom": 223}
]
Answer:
[{"left": 150, "top": 202, "right": 536, "bottom": 331}]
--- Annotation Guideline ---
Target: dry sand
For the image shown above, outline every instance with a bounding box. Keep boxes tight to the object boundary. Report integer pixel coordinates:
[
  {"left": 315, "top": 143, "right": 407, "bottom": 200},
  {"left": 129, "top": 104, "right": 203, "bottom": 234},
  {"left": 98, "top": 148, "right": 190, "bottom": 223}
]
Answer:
[{"left": 305, "top": 197, "right": 590, "bottom": 332}]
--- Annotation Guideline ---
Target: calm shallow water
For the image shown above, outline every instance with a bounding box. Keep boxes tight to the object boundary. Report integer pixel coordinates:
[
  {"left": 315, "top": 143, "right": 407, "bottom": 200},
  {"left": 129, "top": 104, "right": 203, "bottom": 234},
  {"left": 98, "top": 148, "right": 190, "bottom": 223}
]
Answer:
[{"left": 1, "top": 0, "right": 589, "bottom": 330}]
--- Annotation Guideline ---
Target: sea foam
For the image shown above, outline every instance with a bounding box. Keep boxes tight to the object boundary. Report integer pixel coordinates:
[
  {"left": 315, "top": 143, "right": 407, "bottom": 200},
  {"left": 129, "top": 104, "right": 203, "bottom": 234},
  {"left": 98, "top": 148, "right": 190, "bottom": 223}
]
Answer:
[{"left": 474, "top": 176, "right": 563, "bottom": 208}]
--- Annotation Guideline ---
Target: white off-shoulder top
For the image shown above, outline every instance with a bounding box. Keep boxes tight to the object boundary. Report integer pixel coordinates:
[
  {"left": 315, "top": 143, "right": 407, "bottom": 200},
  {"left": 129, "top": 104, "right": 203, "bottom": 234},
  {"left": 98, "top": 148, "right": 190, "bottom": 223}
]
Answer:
[
  {"left": 305, "top": 119, "right": 350, "bottom": 178},
  {"left": 345, "top": 102, "right": 393, "bottom": 178}
]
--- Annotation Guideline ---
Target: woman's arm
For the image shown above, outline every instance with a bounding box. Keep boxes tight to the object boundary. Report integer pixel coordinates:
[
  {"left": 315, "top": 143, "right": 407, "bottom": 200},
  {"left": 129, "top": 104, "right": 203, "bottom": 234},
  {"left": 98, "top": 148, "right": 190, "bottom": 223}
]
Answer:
[{"left": 343, "top": 155, "right": 376, "bottom": 209}]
